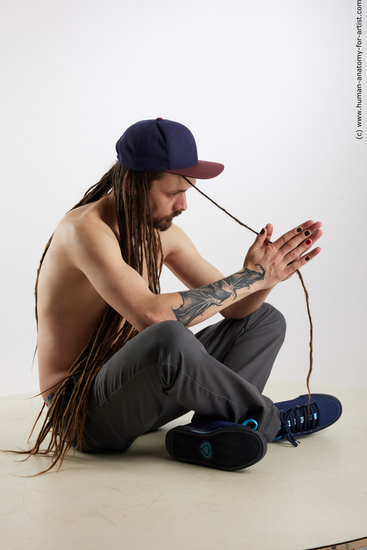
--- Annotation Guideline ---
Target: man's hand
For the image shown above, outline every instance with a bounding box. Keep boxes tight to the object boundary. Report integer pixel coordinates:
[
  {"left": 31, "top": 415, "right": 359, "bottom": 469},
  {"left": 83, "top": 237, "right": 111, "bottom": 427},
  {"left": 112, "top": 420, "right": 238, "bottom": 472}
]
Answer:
[{"left": 243, "top": 220, "right": 322, "bottom": 288}]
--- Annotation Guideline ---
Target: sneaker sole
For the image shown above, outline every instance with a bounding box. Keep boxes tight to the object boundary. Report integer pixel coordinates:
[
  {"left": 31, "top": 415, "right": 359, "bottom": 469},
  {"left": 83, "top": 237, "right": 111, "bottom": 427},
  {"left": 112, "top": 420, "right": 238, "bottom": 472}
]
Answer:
[{"left": 165, "top": 425, "right": 267, "bottom": 471}]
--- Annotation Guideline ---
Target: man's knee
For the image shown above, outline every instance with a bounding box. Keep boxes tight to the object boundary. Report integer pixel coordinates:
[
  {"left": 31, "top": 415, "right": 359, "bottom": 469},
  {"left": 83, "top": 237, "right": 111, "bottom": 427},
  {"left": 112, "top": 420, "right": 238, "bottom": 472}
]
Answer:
[
  {"left": 256, "top": 303, "right": 287, "bottom": 341},
  {"left": 141, "top": 321, "right": 204, "bottom": 378},
  {"left": 146, "top": 319, "right": 188, "bottom": 340},
  {"left": 143, "top": 320, "right": 196, "bottom": 356}
]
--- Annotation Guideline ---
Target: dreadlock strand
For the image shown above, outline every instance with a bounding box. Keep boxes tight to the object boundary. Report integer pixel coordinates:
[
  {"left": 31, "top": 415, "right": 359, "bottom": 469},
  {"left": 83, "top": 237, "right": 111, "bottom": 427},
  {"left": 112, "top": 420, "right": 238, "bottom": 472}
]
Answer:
[
  {"left": 184, "top": 177, "right": 314, "bottom": 403},
  {"left": 12, "top": 165, "right": 163, "bottom": 474}
]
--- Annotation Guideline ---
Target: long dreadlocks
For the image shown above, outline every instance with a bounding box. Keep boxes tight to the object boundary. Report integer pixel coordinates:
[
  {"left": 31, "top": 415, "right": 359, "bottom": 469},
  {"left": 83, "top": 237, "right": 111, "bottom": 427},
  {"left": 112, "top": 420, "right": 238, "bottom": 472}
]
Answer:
[
  {"left": 13, "top": 161, "right": 315, "bottom": 475},
  {"left": 20, "top": 162, "right": 164, "bottom": 474}
]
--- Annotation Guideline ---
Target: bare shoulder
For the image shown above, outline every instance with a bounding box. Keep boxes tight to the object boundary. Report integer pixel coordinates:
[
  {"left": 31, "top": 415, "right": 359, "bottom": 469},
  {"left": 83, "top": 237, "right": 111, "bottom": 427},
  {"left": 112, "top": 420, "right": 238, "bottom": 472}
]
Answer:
[
  {"left": 42, "top": 202, "right": 157, "bottom": 331},
  {"left": 64, "top": 201, "right": 116, "bottom": 237},
  {"left": 56, "top": 202, "right": 120, "bottom": 265}
]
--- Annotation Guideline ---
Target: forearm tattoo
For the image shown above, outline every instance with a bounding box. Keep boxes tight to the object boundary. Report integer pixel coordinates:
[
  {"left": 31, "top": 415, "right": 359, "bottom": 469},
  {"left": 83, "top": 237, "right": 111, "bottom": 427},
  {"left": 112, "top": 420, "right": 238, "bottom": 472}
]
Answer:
[{"left": 172, "top": 265, "right": 265, "bottom": 326}]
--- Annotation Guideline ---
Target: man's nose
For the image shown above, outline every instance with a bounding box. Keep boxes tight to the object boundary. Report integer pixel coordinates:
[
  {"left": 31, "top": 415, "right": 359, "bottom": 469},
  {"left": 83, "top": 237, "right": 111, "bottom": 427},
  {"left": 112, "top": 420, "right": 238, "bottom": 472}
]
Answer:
[{"left": 174, "top": 194, "right": 187, "bottom": 212}]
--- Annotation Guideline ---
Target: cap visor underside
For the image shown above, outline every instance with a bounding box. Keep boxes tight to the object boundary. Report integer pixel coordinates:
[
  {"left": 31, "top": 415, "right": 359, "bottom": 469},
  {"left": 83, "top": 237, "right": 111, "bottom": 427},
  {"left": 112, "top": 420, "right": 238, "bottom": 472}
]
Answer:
[{"left": 165, "top": 160, "right": 224, "bottom": 180}]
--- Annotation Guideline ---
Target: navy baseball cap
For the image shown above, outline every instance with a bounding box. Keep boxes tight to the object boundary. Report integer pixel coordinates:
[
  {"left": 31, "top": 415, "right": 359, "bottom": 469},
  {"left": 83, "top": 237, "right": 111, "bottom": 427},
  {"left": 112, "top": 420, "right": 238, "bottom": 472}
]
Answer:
[{"left": 115, "top": 118, "right": 224, "bottom": 179}]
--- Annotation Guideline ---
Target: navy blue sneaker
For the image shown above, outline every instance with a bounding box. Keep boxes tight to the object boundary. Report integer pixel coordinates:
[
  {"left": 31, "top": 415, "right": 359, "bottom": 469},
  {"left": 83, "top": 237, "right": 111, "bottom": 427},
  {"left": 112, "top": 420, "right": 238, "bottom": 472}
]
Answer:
[
  {"left": 165, "top": 418, "right": 267, "bottom": 471},
  {"left": 274, "top": 393, "right": 343, "bottom": 447}
]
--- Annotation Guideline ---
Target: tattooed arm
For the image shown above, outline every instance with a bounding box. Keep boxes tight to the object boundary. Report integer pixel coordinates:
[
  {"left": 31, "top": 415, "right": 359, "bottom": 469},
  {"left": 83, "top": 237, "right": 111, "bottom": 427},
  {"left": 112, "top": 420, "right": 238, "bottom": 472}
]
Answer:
[
  {"left": 164, "top": 221, "right": 322, "bottom": 325},
  {"left": 172, "top": 266, "right": 265, "bottom": 326},
  {"left": 70, "top": 217, "right": 321, "bottom": 333},
  {"left": 220, "top": 224, "right": 275, "bottom": 319}
]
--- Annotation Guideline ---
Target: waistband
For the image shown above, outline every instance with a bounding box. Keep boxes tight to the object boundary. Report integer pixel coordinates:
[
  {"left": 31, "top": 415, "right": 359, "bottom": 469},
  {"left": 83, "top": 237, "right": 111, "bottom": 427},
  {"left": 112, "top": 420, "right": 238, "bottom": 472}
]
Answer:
[{"left": 45, "top": 393, "right": 55, "bottom": 408}]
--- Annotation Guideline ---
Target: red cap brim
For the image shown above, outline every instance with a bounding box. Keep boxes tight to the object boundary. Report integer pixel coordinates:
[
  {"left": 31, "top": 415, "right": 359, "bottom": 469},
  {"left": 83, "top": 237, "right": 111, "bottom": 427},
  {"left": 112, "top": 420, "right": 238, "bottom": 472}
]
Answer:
[{"left": 165, "top": 160, "right": 224, "bottom": 180}]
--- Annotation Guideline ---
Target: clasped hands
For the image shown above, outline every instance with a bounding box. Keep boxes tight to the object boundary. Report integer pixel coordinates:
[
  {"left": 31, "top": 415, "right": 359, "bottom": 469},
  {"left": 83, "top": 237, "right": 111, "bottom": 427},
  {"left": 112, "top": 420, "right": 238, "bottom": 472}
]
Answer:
[{"left": 244, "top": 220, "right": 323, "bottom": 287}]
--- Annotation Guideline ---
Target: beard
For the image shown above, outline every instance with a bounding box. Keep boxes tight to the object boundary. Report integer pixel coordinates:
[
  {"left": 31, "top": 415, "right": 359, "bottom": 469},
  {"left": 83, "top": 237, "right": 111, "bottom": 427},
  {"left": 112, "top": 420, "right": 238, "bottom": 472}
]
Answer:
[{"left": 152, "top": 210, "right": 182, "bottom": 232}]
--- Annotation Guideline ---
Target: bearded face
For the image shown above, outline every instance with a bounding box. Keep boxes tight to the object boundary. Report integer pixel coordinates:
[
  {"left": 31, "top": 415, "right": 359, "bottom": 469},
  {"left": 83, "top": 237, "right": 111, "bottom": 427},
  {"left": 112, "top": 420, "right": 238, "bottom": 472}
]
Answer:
[
  {"left": 148, "top": 173, "right": 195, "bottom": 232},
  {"left": 152, "top": 210, "right": 182, "bottom": 231}
]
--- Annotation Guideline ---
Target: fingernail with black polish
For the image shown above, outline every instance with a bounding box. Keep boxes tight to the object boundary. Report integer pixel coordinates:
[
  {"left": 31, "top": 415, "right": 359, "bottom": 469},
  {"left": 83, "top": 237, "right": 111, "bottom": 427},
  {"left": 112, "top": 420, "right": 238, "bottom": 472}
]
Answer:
[
  {"left": 297, "top": 227, "right": 302, "bottom": 233},
  {"left": 305, "top": 256, "right": 311, "bottom": 261},
  {"left": 305, "top": 230, "right": 311, "bottom": 236},
  {"left": 260, "top": 228, "right": 265, "bottom": 234}
]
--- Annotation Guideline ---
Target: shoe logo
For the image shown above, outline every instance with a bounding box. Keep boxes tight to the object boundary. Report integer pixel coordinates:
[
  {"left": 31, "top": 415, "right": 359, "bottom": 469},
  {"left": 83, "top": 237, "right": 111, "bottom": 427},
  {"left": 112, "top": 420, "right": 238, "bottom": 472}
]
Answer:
[
  {"left": 199, "top": 441, "right": 213, "bottom": 460},
  {"left": 287, "top": 413, "right": 317, "bottom": 428}
]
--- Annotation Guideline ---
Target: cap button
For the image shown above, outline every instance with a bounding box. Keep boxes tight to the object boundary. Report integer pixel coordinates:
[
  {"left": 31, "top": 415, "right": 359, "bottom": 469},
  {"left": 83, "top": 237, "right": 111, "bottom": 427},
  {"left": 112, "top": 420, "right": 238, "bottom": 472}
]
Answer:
[{"left": 156, "top": 117, "right": 163, "bottom": 121}]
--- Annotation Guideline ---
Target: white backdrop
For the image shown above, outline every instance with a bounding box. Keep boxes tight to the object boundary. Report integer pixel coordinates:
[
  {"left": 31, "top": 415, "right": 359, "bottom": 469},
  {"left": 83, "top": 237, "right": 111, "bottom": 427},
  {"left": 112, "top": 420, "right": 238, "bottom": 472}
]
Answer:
[{"left": 1, "top": 0, "right": 366, "bottom": 397}]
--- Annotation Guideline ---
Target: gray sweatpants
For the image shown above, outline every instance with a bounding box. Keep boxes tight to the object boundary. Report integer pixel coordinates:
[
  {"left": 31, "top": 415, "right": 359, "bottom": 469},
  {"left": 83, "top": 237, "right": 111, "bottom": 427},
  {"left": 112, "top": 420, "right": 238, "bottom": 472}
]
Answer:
[{"left": 80, "top": 303, "right": 285, "bottom": 452}]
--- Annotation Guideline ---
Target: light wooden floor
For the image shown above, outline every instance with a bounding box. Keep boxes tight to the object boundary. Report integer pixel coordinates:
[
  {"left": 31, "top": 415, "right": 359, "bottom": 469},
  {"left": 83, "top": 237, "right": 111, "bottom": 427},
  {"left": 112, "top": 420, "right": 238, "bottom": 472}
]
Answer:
[{"left": 1, "top": 380, "right": 366, "bottom": 550}]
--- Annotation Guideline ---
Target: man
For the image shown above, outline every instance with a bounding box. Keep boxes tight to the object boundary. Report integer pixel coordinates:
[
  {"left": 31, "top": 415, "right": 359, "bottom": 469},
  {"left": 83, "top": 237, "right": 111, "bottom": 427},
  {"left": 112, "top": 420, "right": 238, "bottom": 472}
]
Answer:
[{"left": 32, "top": 118, "right": 341, "bottom": 473}]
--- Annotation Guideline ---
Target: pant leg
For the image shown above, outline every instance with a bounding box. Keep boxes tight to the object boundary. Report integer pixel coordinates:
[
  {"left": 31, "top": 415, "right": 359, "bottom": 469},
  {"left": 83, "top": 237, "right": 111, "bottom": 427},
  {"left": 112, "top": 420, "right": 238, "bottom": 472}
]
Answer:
[
  {"left": 149, "top": 303, "right": 285, "bottom": 431},
  {"left": 80, "top": 318, "right": 282, "bottom": 452},
  {"left": 195, "top": 303, "right": 286, "bottom": 393},
  {"left": 191, "top": 303, "right": 285, "bottom": 427}
]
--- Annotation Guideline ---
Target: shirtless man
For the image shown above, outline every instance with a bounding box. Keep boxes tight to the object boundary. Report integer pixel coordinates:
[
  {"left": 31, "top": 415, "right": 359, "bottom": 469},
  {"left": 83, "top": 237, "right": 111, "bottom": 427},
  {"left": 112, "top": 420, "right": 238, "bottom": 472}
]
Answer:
[{"left": 33, "top": 118, "right": 342, "bottom": 472}]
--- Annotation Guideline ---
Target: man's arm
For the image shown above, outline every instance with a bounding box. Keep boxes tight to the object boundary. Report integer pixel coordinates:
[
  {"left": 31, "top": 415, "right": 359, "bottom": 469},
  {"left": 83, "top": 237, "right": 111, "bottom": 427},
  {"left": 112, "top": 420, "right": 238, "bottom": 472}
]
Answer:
[
  {"left": 67, "top": 217, "right": 266, "bottom": 331},
  {"left": 162, "top": 225, "right": 268, "bottom": 319},
  {"left": 68, "top": 217, "right": 321, "bottom": 331},
  {"left": 171, "top": 266, "right": 265, "bottom": 325},
  {"left": 219, "top": 224, "right": 275, "bottom": 319},
  {"left": 163, "top": 221, "right": 322, "bottom": 320}
]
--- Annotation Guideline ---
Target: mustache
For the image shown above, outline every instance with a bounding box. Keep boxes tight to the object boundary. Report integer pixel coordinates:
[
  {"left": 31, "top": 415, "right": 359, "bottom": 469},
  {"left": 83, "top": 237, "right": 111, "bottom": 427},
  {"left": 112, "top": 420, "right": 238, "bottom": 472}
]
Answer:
[
  {"left": 152, "top": 210, "right": 183, "bottom": 231},
  {"left": 171, "top": 210, "right": 182, "bottom": 219}
]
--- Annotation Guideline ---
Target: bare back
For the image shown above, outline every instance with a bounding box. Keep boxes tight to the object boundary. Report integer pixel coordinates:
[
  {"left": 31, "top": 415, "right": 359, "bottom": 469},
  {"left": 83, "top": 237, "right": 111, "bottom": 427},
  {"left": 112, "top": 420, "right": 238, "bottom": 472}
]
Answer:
[{"left": 37, "top": 194, "right": 154, "bottom": 399}]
